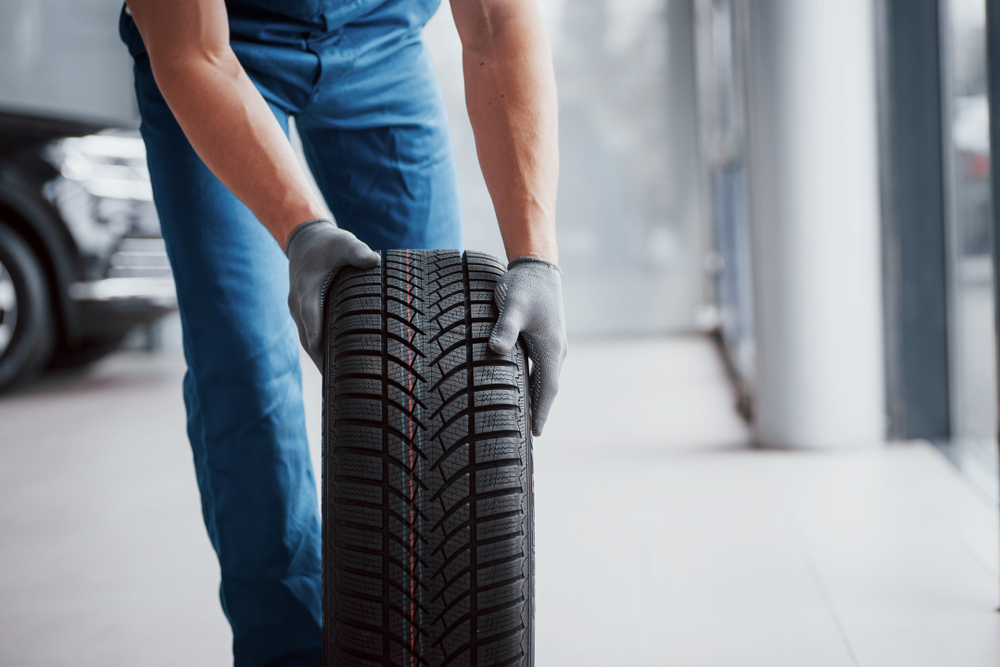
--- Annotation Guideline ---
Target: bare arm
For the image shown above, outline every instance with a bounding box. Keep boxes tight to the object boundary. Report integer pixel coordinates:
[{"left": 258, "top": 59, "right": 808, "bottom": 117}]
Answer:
[
  {"left": 450, "top": 0, "right": 559, "bottom": 263},
  {"left": 125, "top": 0, "right": 326, "bottom": 248}
]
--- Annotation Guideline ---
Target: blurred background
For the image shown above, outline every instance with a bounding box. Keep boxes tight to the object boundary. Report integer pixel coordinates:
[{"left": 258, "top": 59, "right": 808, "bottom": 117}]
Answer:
[{"left": 1, "top": 0, "right": 999, "bottom": 665}]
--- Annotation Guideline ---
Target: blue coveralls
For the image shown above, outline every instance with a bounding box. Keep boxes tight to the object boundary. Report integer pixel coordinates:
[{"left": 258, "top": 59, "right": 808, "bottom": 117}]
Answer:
[{"left": 119, "top": 1, "right": 463, "bottom": 664}]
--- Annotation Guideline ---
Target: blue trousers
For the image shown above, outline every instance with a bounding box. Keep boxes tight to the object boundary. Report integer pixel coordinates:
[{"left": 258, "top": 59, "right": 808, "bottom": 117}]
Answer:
[{"left": 121, "top": 3, "right": 462, "bottom": 665}]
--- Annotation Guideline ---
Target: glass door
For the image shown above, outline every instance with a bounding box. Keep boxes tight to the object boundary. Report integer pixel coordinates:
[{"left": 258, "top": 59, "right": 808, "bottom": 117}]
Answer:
[{"left": 941, "top": 0, "right": 999, "bottom": 499}]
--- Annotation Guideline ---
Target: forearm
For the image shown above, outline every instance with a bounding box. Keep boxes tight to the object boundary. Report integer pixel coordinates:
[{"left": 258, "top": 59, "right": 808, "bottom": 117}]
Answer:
[
  {"left": 152, "top": 55, "right": 326, "bottom": 247},
  {"left": 459, "top": 3, "right": 559, "bottom": 263},
  {"left": 126, "top": 0, "right": 325, "bottom": 249}
]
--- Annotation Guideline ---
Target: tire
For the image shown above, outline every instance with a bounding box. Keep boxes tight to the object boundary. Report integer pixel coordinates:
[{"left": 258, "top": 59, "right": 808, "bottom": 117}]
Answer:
[
  {"left": 0, "top": 221, "right": 53, "bottom": 390},
  {"left": 323, "top": 249, "right": 534, "bottom": 667},
  {"left": 48, "top": 333, "right": 127, "bottom": 370}
]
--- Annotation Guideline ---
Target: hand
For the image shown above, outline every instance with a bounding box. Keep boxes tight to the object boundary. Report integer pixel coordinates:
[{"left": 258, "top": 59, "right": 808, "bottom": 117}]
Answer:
[
  {"left": 489, "top": 256, "right": 568, "bottom": 436},
  {"left": 285, "top": 219, "right": 381, "bottom": 369}
]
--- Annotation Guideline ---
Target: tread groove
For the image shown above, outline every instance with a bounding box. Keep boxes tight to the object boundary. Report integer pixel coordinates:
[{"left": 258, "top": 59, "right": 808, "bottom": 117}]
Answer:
[{"left": 429, "top": 359, "right": 519, "bottom": 394}]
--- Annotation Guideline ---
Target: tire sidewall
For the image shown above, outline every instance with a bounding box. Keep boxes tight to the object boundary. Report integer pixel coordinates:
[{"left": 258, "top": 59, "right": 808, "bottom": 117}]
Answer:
[{"left": 0, "top": 222, "right": 53, "bottom": 389}]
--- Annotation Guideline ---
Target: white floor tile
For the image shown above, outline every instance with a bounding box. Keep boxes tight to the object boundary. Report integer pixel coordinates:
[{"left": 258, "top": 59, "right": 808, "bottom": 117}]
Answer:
[{"left": 1, "top": 337, "right": 997, "bottom": 666}]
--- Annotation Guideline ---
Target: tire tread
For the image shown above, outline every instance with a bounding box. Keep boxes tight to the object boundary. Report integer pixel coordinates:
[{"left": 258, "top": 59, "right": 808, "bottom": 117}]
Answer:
[{"left": 324, "top": 250, "right": 533, "bottom": 667}]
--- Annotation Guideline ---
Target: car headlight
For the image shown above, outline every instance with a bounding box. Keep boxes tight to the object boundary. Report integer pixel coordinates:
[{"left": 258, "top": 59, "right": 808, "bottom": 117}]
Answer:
[{"left": 43, "top": 129, "right": 164, "bottom": 281}]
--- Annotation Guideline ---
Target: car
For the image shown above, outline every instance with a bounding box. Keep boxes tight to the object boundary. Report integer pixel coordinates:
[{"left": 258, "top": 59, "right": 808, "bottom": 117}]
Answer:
[{"left": 0, "top": 109, "right": 176, "bottom": 390}]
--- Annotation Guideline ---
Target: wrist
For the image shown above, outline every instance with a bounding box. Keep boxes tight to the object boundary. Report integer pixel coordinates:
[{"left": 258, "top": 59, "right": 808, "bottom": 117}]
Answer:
[
  {"left": 272, "top": 199, "right": 331, "bottom": 249},
  {"left": 505, "top": 241, "right": 558, "bottom": 265}
]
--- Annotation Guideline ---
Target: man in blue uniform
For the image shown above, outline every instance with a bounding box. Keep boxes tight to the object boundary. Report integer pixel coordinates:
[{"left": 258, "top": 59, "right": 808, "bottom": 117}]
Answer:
[{"left": 120, "top": 0, "right": 566, "bottom": 665}]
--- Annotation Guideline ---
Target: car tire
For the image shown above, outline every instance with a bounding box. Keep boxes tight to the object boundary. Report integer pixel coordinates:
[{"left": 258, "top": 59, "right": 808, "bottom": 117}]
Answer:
[
  {"left": 0, "top": 221, "right": 53, "bottom": 390},
  {"left": 323, "top": 249, "right": 534, "bottom": 667},
  {"left": 48, "top": 333, "right": 127, "bottom": 370}
]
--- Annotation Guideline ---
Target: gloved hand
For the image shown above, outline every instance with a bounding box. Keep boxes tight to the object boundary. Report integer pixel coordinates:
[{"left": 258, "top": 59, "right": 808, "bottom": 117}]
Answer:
[
  {"left": 285, "top": 218, "right": 381, "bottom": 369},
  {"left": 489, "top": 256, "right": 568, "bottom": 436}
]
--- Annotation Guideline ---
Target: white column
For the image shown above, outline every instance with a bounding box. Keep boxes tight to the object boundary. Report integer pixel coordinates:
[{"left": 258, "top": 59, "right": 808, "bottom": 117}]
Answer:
[{"left": 744, "top": 0, "right": 886, "bottom": 448}]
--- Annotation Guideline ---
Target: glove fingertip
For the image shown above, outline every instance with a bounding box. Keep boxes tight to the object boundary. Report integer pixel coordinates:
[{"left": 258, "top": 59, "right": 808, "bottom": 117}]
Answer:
[
  {"left": 489, "top": 343, "right": 512, "bottom": 357},
  {"left": 531, "top": 402, "right": 552, "bottom": 437},
  {"left": 529, "top": 371, "right": 558, "bottom": 438},
  {"left": 488, "top": 326, "right": 518, "bottom": 355},
  {"left": 488, "top": 335, "right": 510, "bottom": 354},
  {"left": 351, "top": 248, "right": 381, "bottom": 268}
]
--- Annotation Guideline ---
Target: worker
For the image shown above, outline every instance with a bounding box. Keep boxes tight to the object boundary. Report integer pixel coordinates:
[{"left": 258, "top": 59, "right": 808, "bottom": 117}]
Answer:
[{"left": 119, "top": 0, "right": 566, "bottom": 665}]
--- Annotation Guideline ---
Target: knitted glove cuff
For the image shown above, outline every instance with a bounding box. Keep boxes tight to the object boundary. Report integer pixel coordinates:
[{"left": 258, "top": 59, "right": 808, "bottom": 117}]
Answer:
[
  {"left": 507, "top": 255, "right": 562, "bottom": 273},
  {"left": 284, "top": 218, "right": 335, "bottom": 256}
]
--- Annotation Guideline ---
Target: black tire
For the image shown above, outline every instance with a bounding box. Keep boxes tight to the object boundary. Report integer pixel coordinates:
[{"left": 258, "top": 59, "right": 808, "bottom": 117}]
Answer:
[
  {"left": 323, "top": 249, "right": 534, "bottom": 667},
  {"left": 48, "top": 333, "right": 127, "bottom": 370},
  {"left": 0, "top": 221, "right": 53, "bottom": 390}
]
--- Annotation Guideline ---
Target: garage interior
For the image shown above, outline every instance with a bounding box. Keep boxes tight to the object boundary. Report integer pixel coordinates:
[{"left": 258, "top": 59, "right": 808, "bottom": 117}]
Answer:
[{"left": 1, "top": 0, "right": 998, "bottom": 665}]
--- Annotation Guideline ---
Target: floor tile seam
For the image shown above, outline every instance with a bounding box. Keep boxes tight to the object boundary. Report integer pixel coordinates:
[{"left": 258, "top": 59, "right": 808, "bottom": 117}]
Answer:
[
  {"left": 887, "top": 448, "right": 1000, "bottom": 583},
  {"left": 907, "top": 441, "right": 1000, "bottom": 510},
  {"left": 783, "top": 505, "right": 863, "bottom": 667}
]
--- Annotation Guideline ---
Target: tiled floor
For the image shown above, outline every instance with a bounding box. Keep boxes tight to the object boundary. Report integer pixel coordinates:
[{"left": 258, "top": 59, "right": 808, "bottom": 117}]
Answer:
[{"left": 0, "top": 334, "right": 997, "bottom": 666}]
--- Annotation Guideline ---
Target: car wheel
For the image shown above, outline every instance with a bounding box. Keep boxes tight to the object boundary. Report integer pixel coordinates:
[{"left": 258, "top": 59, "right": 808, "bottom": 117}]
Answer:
[
  {"left": 0, "top": 222, "right": 54, "bottom": 390},
  {"left": 323, "top": 250, "right": 534, "bottom": 666}
]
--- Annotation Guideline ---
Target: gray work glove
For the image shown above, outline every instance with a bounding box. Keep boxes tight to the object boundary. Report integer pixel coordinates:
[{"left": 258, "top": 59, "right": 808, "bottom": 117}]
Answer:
[
  {"left": 489, "top": 256, "right": 568, "bottom": 436},
  {"left": 285, "top": 218, "right": 381, "bottom": 370}
]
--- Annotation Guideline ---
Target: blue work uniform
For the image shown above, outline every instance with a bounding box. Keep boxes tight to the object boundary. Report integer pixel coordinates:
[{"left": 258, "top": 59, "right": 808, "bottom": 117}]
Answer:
[{"left": 119, "top": 1, "right": 463, "bottom": 665}]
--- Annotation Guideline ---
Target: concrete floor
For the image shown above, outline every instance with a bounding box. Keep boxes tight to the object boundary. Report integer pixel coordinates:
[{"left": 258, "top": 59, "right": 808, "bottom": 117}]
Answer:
[{"left": 1, "top": 331, "right": 998, "bottom": 666}]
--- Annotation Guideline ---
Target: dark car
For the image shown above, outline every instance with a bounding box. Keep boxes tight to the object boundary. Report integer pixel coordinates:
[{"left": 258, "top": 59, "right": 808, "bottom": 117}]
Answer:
[{"left": 0, "top": 109, "right": 175, "bottom": 390}]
